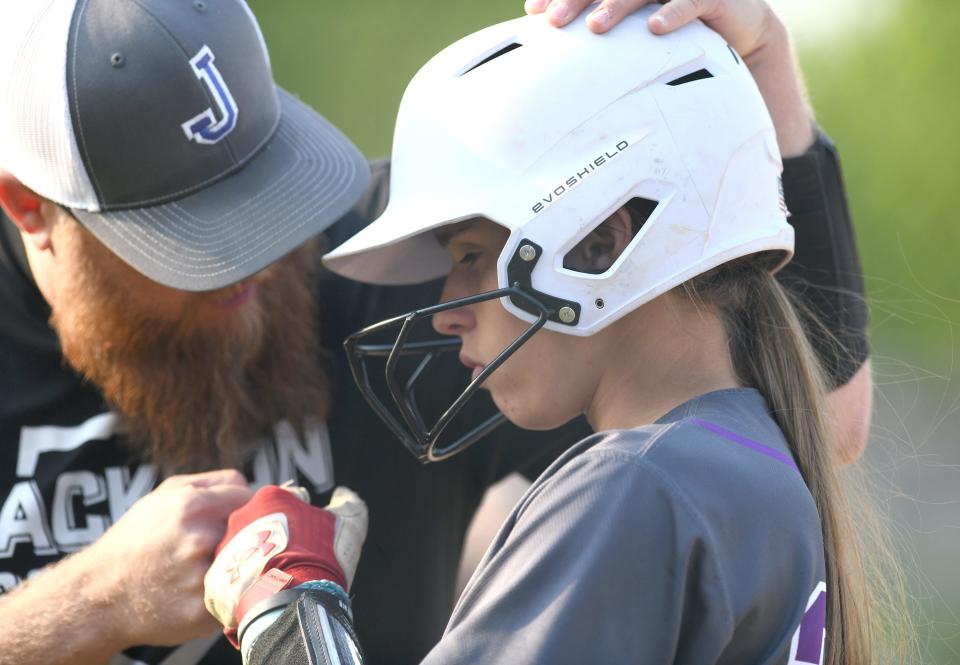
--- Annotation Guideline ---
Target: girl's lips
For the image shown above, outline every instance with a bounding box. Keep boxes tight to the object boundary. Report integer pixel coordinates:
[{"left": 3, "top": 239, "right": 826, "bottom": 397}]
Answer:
[
  {"left": 211, "top": 282, "right": 257, "bottom": 310},
  {"left": 460, "top": 353, "right": 487, "bottom": 383},
  {"left": 471, "top": 364, "right": 486, "bottom": 383}
]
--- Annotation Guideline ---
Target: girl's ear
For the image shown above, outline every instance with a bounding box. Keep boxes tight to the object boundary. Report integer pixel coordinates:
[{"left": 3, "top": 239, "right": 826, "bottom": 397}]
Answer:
[
  {"left": 0, "top": 173, "right": 55, "bottom": 251},
  {"left": 563, "top": 207, "right": 634, "bottom": 274}
]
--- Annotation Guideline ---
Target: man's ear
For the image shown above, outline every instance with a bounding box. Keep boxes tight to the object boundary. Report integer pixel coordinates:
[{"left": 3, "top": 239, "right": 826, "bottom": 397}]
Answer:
[
  {"left": 562, "top": 207, "right": 634, "bottom": 274},
  {"left": 0, "top": 173, "right": 54, "bottom": 250}
]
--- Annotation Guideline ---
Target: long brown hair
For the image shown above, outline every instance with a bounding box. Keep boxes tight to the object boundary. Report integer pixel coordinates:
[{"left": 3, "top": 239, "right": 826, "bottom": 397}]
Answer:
[{"left": 684, "top": 256, "right": 911, "bottom": 664}]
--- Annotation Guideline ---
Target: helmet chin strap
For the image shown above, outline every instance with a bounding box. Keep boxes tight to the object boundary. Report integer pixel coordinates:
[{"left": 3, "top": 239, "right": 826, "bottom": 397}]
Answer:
[{"left": 344, "top": 285, "right": 556, "bottom": 463}]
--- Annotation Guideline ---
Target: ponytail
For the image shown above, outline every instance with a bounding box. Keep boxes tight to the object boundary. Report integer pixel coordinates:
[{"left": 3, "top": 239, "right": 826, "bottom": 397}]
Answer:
[{"left": 684, "top": 258, "right": 909, "bottom": 664}]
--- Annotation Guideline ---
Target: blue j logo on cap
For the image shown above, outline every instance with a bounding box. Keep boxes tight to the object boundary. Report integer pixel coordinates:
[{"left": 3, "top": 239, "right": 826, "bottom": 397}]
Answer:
[{"left": 181, "top": 45, "right": 239, "bottom": 145}]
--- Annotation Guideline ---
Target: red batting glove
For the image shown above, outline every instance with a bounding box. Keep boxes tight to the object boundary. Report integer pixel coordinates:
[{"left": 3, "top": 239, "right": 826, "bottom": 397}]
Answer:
[{"left": 204, "top": 484, "right": 367, "bottom": 648}]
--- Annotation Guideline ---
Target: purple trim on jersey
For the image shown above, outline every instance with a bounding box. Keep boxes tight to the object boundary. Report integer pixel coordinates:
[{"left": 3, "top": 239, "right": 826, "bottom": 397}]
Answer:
[
  {"left": 690, "top": 418, "right": 800, "bottom": 473},
  {"left": 796, "top": 588, "right": 827, "bottom": 662}
]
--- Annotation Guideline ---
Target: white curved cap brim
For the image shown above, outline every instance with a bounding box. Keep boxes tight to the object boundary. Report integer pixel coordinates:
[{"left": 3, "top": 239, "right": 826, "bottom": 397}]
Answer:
[{"left": 323, "top": 198, "right": 483, "bottom": 285}]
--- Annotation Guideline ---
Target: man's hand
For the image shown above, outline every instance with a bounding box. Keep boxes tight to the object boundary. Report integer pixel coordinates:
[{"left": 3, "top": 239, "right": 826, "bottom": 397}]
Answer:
[
  {"left": 0, "top": 469, "right": 252, "bottom": 665},
  {"left": 83, "top": 469, "right": 254, "bottom": 647},
  {"left": 204, "top": 485, "right": 368, "bottom": 643},
  {"left": 527, "top": 0, "right": 773, "bottom": 56},
  {"left": 526, "top": 0, "right": 815, "bottom": 156}
]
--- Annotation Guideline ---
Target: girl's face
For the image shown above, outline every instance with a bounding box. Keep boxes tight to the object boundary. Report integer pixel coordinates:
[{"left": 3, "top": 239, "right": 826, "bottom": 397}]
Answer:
[{"left": 433, "top": 219, "right": 608, "bottom": 431}]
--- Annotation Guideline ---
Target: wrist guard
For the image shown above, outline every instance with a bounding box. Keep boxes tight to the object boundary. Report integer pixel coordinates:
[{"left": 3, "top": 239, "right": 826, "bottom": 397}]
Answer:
[
  {"left": 780, "top": 129, "right": 869, "bottom": 388},
  {"left": 243, "top": 588, "right": 364, "bottom": 665}
]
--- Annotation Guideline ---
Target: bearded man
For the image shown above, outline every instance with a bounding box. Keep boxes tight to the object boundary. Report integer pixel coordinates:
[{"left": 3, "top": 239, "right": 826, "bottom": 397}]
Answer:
[
  {"left": 43, "top": 220, "right": 327, "bottom": 474},
  {"left": 0, "top": 0, "right": 871, "bottom": 664}
]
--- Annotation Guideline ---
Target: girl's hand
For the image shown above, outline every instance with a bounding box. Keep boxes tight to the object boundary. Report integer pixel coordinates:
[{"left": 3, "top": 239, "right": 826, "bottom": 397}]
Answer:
[{"left": 204, "top": 485, "right": 367, "bottom": 645}]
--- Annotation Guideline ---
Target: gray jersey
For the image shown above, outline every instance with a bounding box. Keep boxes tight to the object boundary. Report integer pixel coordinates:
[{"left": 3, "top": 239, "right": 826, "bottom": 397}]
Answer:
[{"left": 423, "top": 389, "right": 828, "bottom": 665}]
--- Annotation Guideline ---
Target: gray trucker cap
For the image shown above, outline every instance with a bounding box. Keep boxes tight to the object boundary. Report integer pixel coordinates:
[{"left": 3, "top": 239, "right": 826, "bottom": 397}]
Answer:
[{"left": 0, "top": 0, "right": 369, "bottom": 291}]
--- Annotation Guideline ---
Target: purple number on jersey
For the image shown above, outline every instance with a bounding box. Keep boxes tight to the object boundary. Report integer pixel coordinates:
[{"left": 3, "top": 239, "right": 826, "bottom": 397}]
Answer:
[{"left": 790, "top": 582, "right": 827, "bottom": 665}]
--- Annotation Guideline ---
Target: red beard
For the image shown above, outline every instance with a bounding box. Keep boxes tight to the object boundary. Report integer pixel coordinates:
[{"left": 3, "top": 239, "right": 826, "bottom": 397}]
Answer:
[{"left": 51, "top": 222, "right": 330, "bottom": 474}]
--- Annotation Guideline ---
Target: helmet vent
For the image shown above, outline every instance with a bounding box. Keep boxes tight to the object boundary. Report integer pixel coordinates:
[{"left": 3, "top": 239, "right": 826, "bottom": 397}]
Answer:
[
  {"left": 460, "top": 42, "right": 523, "bottom": 76},
  {"left": 666, "top": 68, "right": 714, "bottom": 86},
  {"left": 562, "top": 197, "right": 659, "bottom": 275}
]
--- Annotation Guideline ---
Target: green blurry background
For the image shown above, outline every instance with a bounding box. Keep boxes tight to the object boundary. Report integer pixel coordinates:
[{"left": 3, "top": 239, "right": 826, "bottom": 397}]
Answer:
[{"left": 250, "top": 1, "right": 959, "bottom": 661}]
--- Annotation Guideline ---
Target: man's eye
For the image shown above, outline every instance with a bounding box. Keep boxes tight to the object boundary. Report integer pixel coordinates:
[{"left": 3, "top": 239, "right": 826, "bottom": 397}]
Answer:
[{"left": 459, "top": 251, "right": 481, "bottom": 265}]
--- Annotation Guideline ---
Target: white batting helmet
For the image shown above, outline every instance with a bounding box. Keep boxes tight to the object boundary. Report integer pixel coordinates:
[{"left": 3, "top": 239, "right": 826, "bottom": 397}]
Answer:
[{"left": 325, "top": 7, "right": 793, "bottom": 336}]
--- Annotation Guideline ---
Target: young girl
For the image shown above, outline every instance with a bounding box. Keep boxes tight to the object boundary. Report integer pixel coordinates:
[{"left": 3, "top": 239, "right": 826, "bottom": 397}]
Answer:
[{"left": 206, "top": 6, "right": 895, "bottom": 665}]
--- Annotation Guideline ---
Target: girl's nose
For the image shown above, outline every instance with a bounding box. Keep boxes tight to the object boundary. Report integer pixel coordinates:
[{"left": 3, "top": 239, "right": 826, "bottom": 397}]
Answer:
[{"left": 432, "top": 303, "right": 476, "bottom": 336}]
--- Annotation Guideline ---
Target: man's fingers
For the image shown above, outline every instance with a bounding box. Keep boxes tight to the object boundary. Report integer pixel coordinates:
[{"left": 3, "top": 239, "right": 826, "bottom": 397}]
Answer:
[
  {"left": 526, "top": 0, "right": 594, "bottom": 27},
  {"left": 586, "top": 0, "right": 662, "bottom": 34},
  {"left": 648, "top": 0, "right": 718, "bottom": 35},
  {"left": 194, "top": 483, "right": 255, "bottom": 517},
  {"left": 524, "top": 0, "right": 550, "bottom": 13},
  {"left": 524, "top": 0, "right": 669, "bottom": 35},
  {"left": 184, "top": 469, "right": 248, "bottom": 488},
  {"left": 547, "top": 1, "right": 583, "bottom": 27}
]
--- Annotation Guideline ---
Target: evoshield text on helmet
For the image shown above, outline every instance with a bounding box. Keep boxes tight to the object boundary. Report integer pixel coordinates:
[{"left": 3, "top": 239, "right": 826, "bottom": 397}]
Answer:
[{"left": 325, "top": 8, "right": 795, "bottom": 462}]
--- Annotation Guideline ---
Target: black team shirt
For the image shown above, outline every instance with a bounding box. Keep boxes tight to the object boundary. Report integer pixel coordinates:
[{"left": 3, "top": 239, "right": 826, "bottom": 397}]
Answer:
[{"left": 0, "top": 139, "right": 868, "bottom": 664}]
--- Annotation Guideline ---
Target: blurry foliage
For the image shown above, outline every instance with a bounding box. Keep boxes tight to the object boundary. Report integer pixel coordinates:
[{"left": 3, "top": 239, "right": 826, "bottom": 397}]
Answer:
[
  {"left": 803, "top": 3, "right": 960, "bottom": 362},
  {"left": 249, "top": 0, "right": 521, "bottom": 157}
]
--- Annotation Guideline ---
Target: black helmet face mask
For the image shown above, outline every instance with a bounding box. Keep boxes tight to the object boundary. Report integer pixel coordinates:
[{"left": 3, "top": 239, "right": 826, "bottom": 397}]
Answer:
[
  {"left": 344, "top": 286, "right": 548, "bottom": 463},
  {"left": 343, "top": 239, "right": 583, "bottom": 463}
]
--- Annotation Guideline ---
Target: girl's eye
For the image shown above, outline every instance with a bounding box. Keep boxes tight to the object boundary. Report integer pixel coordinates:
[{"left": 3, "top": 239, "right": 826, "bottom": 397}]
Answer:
[{"left": 459, "top": 251, "right": 481, "bottom": 265}]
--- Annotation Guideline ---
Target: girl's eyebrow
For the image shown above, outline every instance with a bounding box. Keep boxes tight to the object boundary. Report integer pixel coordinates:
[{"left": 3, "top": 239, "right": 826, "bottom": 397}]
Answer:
[{"left": 435, "top": 220, "right": 482, "bottom": 246}]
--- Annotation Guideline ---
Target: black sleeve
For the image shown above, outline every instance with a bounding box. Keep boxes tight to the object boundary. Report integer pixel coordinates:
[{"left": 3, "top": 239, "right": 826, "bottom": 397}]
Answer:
[{"left": 777, "top": 131, "right": 869, "bottom": 389}]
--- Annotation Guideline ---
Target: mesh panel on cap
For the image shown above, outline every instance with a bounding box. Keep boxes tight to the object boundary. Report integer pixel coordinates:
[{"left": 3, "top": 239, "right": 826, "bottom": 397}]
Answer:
[{"left": 0, "top": 0, "right": 100, "bottom": 210}]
